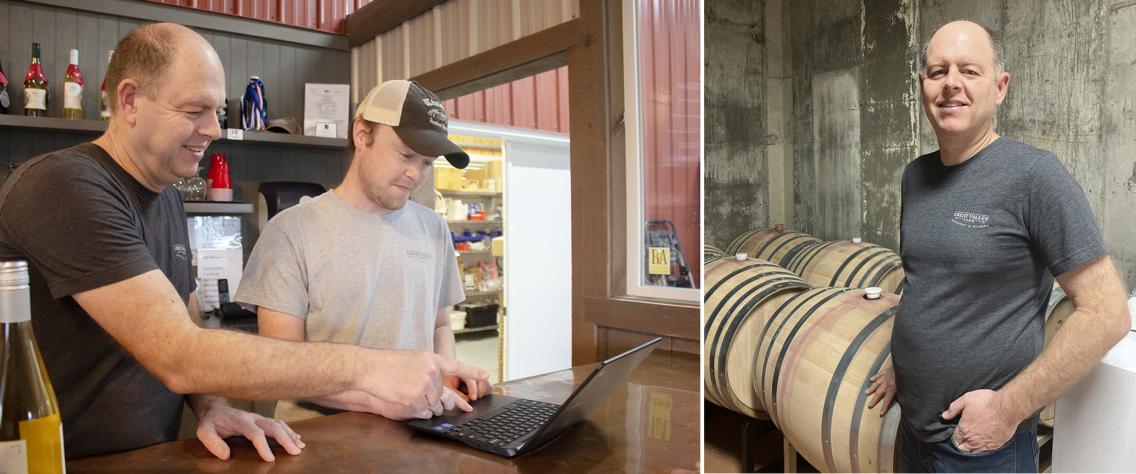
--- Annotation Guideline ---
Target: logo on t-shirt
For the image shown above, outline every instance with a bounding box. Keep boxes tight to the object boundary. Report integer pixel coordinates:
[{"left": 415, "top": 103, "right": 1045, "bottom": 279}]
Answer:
[
  {"left": 406, "top": 248, "right": 432, "bottom": 263},
  {"left": 951, "top": 211, "right": 990, "bottom": 229},
  {"left": 173, "top": 243, "right": 189, "bottom": 261}
]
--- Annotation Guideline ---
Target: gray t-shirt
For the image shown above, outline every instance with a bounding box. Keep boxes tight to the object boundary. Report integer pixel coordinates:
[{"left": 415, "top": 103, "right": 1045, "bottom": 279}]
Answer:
[
  {"left": 236, "top": 190, "right": 464, "bottom": 351},
  {"left": 893, "top": 137, "right": 1106, "bottom": 442},
  {"left": 0, "top": 143, "right": 194, "bottom": 458}
]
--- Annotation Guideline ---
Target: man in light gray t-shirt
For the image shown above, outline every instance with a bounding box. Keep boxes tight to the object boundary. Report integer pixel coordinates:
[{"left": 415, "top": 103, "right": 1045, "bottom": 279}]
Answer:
[{"left": 238, "top": 80, "right": 493, "bottom": 421}]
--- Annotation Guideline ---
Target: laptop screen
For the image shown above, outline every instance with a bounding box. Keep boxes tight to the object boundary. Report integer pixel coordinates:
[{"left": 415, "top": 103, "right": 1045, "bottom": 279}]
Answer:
[{"left": 521, "top": 337, "right": 661, "bottom": 451}]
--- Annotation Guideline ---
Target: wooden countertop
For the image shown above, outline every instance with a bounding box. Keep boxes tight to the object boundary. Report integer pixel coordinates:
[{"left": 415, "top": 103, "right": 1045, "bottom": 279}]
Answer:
[{"left": 69, "top": 352, "right": 700, "bottom": 473}]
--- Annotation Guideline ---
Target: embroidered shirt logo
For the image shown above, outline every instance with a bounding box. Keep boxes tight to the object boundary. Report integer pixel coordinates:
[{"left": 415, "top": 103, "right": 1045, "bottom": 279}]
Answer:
[
  {"left": 406, "top": 249, "right": 432, "bottom": 263},
  {"left": 951, "top": 211, "right": 990, "bottom": 228},
  {"left": 173, "top": 243, "right": 190, "bottom": 261}
]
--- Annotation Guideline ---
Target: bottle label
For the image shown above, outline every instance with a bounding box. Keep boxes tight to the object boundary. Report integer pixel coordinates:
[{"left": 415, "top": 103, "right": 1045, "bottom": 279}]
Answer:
[
  {"left": 64, "top": 82, "right": 82, "bottom": 110},
  {"left": 24, "top": 88, "right": 46, "bottom": 110},
  {"left": 0, "top": 439, "right": 29, "bottom": 474},
  {"left": 18, "top": 414, "right": 65, "bottom": 473}
]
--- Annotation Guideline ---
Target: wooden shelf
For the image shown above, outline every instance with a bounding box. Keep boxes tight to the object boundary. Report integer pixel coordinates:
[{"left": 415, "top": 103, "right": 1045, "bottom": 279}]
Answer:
[
  {"left": 453, "top": 324, "right": 498, "bottom": 335},
  {"left": 456, "top": 249, "right": 493, "bottom": 256},
  {"left": 447, "top": 219, "right": 502, "bottom": 225},
  {"left": 438, "top": 189, "right": 502, "bottom": 197},
  {"left": 184, "top": 201, "right": 255, "bottom": 215},
  {"left": 0, "top": 115, "right": 347, "bottom": 150},
  {"left": 464, "top": 289, "right": 502, "bottom": 297}
]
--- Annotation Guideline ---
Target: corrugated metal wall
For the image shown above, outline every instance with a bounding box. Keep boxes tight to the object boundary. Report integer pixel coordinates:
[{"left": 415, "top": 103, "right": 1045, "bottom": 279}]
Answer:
[
  {"left": 636, "top": 0, "right": 702, "bottom": 287},
  {"left": 145, "top": 0, "right": 373, "bottom": 33},
  {"left": 350, "top": 0, "right": 578, "bottom": 97},
  {"left": 441, "top": 67, "right": 570, "bottom": 134}
]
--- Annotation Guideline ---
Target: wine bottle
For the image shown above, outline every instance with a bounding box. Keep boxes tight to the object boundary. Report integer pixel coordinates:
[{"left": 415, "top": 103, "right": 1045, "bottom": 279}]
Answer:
[
  {"left": 63, "top": 49, "right": 83, "bottom": 120},
  {"left": 23, "top": 43, "right": 48, "bottom": 117},
  {"left": 98, "top": 50, "right": 113, "bottom": 121},
  {"left": 0, "top": 58, "right": 10, "bottom": 114},
  {"left": 0, "top": 260, "right": 66, "bottom": 473}
]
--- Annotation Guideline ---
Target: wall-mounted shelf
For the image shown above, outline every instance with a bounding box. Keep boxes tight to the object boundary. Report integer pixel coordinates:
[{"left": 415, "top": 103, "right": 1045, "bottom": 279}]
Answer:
[
  {"left": 457, "top": 249, "right": 493, "bottom": 256},
  {"left": 447, "top": 219, "right": 502, "bottom": 225},
  {"left": 454, "top": 324, "right": 498, "bottom": 336},
  {"left": 465, "top": 289, "right": 502, "bottom": 297},
  {"left": 0, "top": 115, "right": 347, "bottom": 150},
  {"left": 439, "top": 189, "right": 502, "bottom": 198},
  {"left": 184, "top": 201, "right": 255, "bottom": 215}
]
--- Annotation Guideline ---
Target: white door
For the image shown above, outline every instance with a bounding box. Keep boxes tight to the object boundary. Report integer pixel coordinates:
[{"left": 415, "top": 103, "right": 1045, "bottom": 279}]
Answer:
[{"left": 449, "top": 121, "right": 572, "bottom": 381}]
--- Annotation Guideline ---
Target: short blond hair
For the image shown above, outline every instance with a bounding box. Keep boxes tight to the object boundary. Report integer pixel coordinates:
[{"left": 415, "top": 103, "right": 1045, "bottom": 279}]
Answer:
[{"left": 105, "top": 24, "right": 182, "bottom": 111}]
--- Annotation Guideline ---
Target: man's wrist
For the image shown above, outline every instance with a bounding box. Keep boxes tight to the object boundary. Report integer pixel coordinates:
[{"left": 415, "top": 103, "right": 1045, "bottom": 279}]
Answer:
[{"left": 991, "top": 388, "right": 1027, "bottom": 427}]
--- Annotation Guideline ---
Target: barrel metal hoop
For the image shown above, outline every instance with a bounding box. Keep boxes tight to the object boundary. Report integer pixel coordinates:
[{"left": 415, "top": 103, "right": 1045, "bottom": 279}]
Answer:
[{"left": 821, "top": 307, "right": 896, "bottom": 472}]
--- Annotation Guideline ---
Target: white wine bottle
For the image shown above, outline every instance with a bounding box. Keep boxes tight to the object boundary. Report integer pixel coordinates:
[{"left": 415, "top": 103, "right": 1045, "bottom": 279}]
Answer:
[
  {"left": 22, "top": 43, "right": 48, "bottom": 117},
  {"left": 62, "top": 49, "right": 83, "bottom": 120},
  {"left": 0, "top": 260, "right": 66, "bottom": 474}
]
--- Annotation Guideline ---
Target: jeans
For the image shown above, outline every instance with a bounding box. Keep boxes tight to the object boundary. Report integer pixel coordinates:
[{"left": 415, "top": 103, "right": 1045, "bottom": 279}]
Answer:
[{"left": 898, "top": 417, "right": 1038, "bottom": 473}]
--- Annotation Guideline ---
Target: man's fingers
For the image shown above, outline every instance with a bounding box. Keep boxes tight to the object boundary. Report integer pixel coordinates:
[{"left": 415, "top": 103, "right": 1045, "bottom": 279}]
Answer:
[
  {"left": 446, "top": 387, "right": 474, "bottom": 412},
  {"left": 461, "top": 377, "right": 479, "bottom": 400},
  {"left": 195, "top": 422, "right": 231, "bottom": 461},
  {"left": 439, "top": 357, "right": 488, "bottom": 381},
  {"left": 259, "top": 419, "right": 303, "bottom": 456},
  {"left": 866, "top": 389, "right": 883, "bottom": 408},
  {"left": 238, "top": 424, "right": 275, "bottom": 462},
  {"left": 880, "top": 393, "right": 894, "bottom": 417},
  {"left": 942, "top": 396, "right": 965, "bottom": 420}
]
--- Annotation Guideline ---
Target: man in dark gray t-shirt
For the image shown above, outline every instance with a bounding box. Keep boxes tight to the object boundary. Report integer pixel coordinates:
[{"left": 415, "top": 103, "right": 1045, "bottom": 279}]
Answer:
[{"left": 863, "top": 20, "right": 1130, "bottom": 473}]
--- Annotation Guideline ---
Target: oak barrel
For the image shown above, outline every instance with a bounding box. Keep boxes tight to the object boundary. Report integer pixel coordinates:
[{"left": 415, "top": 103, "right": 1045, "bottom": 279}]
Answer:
[
  {"left": 782, "top": 240, "right": 905, "bottom": 294},
  {"left": 704, "top": 258, "right": 810, "bottom": 418},
  {"left": 724, "top": 225, "right": 821, "bottom": 268},
  {"left": 753, "top": 287, "right": 901, "bottom": 472},
  {"left": 704, "top": 244, "right": 727, "bottom": 264}
]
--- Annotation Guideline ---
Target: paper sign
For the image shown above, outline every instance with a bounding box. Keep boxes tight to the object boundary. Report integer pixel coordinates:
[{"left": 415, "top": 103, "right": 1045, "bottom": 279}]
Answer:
[
  {"left": 196, "top": 248, "right": 243, "bottom": 310},
  {"left": 648, "top": 247, "right": 671, "bottom": 275},
  {"left": 226, "top": 128, "right": 244, "bottom": 140},
  {"left": 304, "top": 83, "right": 350, "bottom": 138}
]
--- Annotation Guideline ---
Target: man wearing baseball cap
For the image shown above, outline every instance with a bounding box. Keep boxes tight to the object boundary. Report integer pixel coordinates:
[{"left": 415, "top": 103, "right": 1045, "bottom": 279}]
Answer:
[{"left": 237, "top": 80, "right": 492, "bottom": 421}]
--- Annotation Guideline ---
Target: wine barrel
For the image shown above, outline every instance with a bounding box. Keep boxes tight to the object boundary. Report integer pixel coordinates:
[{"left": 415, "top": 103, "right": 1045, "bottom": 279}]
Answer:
[
  {"left": 1041, "top": 286, "right": 1074, "bottom": 428},
  {"left": 783, "top": 240, "right": 905, "bottom": 294},
  {"left": 724, "top": 225, "right": 821, "bottom": 268},
  {"left": 753, "top": 287, "right": 901, "bottom": 472},
  {"left": 704, "top": 244, "right": 727, "bottom": 264},
  {"left": 704, "top": 258, "right": 810, "bottom": 418}
]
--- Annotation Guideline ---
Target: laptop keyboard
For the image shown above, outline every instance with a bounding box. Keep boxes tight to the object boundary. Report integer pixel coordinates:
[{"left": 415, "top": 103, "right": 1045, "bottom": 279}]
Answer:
[{"left": 443, "top": 399, "right": 560, "bottom": 447}]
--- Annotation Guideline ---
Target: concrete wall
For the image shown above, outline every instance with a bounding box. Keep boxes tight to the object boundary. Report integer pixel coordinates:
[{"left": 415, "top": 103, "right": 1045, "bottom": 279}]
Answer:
[{"left": 705, "top": 0, "right": 1136, "bottom": 288}]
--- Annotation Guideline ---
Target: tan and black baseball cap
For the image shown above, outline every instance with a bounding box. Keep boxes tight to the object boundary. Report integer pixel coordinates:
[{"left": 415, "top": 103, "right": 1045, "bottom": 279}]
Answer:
[{"left": 356, "top": 80, "right": 469, "bottom": 169}]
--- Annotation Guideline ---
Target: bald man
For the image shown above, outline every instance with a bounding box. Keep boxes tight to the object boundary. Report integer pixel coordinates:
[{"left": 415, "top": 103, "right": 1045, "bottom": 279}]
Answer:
[
  {"left": 862, "top": 20, "right": 1130, "bottom": 472},
  {"left": 0, "top": 23, "right": 485, "bottom": 462}
]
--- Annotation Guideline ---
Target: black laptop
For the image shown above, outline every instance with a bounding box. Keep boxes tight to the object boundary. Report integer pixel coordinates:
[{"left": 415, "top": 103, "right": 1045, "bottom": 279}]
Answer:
[{"left": 407, "top": 337, "right": 661, "bottom": 457}]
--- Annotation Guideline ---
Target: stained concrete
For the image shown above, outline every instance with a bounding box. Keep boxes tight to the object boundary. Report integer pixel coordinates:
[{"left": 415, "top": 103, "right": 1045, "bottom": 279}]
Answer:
[
  {"left": 704, "top": 0, "right": 1136, "bottom": 288},
  {"left": 704, "top": 0, "right": 768, "bottom": 248}
]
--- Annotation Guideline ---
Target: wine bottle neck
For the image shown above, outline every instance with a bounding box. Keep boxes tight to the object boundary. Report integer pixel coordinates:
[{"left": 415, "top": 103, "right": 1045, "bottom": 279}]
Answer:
[{"left": 0, "top": 289, "right": 31, "bottom": 323}]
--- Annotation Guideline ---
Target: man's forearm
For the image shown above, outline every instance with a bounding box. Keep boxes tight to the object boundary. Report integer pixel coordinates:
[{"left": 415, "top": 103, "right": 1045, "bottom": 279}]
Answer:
[
  {"left": 434, "top": 325, "right": 457, "bottom": 360},
  {"left": 995, "top": 305, "right": 1127, "bottom": 424}
]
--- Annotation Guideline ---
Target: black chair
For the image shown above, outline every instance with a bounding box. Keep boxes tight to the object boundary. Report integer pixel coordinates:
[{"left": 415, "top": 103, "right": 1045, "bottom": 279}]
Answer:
[{"left": 256, "top": 181, "right": 327, "bottom": 230}]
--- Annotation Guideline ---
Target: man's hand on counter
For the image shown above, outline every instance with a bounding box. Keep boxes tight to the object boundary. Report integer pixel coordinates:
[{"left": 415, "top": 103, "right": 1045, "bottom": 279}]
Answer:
[{"left": 190, "top": 396, "right": 304, "bottom": 462}]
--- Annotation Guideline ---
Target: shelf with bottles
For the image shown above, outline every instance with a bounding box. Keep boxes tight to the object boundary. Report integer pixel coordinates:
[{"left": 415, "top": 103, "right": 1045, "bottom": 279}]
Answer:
[
  {"left": 0, "top": 114, "right": 346, "bottom": 149},
  {"left": 447, "top": 218, "right": 502, "bottom": 226}
]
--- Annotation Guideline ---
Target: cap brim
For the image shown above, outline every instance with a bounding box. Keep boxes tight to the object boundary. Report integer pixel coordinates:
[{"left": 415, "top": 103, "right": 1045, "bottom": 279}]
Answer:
[{"left": 393, "top": 127, "right": 470, "bottom": 169}]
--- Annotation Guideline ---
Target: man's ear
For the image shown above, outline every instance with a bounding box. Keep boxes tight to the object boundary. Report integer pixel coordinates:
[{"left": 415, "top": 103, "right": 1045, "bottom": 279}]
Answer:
[
  {"left": 994, "top": 71, "right": 1010, "bottom": 105},
  {"left": 117, "top": 79, "right": 142, "bottom": 125}
]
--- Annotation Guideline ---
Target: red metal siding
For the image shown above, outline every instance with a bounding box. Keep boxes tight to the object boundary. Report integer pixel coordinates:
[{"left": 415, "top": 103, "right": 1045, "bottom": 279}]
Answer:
[
  {"left": 443, "top": 66, "right": 570, "bottom": 134},
  {"left": 144, "top": 0, "right": 352, "bottom": 33},
  {"left": 637, "top": 0, "right": 701, "bottom": 287}
]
